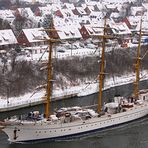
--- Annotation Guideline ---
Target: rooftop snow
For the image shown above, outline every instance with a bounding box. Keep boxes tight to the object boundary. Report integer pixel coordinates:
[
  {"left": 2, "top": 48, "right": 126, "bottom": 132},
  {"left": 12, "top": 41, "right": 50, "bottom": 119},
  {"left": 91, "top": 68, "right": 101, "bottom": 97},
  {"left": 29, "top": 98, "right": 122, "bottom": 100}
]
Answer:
[
  {"left": 0, "top": 29, "right": 18, "bottom": 46},
  {"left": 22, "top": 27, "right": 50, "bottom": 43}
]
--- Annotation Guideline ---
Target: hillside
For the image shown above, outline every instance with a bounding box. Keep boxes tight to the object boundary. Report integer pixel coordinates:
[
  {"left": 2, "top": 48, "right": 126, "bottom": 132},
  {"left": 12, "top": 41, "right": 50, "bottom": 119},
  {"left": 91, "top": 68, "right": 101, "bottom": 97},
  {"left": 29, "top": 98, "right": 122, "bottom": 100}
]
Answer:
[{"left": 0, "top": 45, "right": 147, "bottom": 98}]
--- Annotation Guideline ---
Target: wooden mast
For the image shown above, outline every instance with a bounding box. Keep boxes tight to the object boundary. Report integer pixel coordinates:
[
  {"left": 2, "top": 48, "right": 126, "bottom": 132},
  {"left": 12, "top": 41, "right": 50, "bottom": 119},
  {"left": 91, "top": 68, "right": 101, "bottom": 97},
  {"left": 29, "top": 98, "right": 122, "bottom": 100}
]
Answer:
[
  {"left": 98, "top": 18, "right": 107, "bottom": 113},
  {"left": 45, "top": 39, "right": 53, "bottom": 119},
  {"left": 44, "top": 16, "right": 59, "bottom": 119},
  {"left": 133, "top": 18, "right": 142, "bottom": 99}
]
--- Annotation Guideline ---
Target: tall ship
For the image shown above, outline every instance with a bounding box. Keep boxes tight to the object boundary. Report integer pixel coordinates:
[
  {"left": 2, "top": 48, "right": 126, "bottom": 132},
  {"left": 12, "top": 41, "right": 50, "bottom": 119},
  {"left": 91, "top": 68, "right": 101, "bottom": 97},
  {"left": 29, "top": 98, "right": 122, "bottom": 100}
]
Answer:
[{"left": 0, "top": 18, "right": 148, "bottom": 143}]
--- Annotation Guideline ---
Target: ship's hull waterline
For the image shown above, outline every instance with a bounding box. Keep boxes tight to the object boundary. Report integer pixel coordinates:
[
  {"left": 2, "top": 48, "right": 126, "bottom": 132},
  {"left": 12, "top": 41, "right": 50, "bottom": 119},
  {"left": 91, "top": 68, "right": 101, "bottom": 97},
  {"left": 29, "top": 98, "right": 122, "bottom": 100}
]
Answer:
[{"left": 2, "top": 103, "right": 148, "bottom": 143}]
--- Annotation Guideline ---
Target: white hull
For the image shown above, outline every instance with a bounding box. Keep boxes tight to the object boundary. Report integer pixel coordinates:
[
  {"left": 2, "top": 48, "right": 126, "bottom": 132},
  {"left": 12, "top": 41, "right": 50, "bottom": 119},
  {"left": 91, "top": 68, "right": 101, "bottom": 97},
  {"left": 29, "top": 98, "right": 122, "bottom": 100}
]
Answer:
[{"left": 2, "top": 103, "right": 148, "bottom": 143}]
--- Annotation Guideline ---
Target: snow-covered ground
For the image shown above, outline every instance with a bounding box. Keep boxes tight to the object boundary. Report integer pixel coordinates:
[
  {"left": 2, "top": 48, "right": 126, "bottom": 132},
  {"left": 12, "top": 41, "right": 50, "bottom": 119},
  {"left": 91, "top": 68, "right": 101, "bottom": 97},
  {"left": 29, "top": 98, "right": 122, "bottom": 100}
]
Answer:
[
  {"left": 16, "top": 47, "right": 99, "bottom": 62},
  {"left": 16, "top": 41, "right": 141, "bottom": 62},
  {"left": 0, "top": 42, "right": 146, "bottom": 111},
  {"left": 0, "top": 70, "right": 147, "bottom": 112}
]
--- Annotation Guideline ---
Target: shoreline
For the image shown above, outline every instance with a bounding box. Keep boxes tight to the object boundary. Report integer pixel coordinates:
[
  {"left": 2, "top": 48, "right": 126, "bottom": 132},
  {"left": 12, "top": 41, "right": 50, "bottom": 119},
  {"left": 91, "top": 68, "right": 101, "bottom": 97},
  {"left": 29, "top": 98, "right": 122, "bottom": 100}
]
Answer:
[{"left": 0, "top": 71, "right": 147, "bottom": 112}]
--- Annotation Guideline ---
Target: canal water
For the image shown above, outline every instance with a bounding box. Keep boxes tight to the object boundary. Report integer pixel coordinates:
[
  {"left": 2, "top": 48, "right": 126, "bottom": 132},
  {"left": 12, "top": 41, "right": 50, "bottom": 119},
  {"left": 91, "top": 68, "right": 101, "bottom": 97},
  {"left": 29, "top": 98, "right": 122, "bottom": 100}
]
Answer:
[{"left": 0, "top": 80, "right": 148, "bottom": 148}]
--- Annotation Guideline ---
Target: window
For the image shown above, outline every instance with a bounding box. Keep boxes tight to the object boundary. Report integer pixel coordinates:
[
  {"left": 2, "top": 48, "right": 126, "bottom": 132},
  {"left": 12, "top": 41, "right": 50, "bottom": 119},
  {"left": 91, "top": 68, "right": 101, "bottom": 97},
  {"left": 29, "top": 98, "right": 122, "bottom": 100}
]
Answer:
[{"left": 64, "top": 31, "right": 69, "bottom": 36}]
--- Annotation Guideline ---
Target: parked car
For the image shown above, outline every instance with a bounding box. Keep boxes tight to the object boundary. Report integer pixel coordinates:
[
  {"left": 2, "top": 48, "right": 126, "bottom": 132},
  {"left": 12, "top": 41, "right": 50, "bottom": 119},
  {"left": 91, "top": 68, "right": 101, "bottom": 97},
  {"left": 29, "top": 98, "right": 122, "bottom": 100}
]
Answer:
[
  {"left": 86, "top": 44, "right": 96, "bottom": 49},
  {"left": 57, "top": 48, "right": 65, "bottom": 53}
]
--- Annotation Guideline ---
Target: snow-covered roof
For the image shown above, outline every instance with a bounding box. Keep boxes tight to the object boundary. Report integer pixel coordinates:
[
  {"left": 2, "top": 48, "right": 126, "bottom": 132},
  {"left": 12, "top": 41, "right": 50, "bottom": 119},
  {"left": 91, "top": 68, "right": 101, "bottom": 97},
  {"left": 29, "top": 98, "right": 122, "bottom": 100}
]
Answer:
[
  {"left": 131, "top": 6, "right": 145, "bottom": 16},
  {"left": 22, "top": 27, "right": 49, "bottom": 43},
  {"left": 59, "top": 8, "right": 75, "bottom": 18},
  {"left": 0, "top": 10, "right": 15, "bottom": 23},
  {"left": 83, "top": 22, "right": 104, "bottom": 36},
  {"left": 105, "top": 4, "right": 117, "bottom": 10},
  {"left": 86, "top": 5, "right": 95, "bottom": 12},
  {"left": 38, "top": 6, "right": 52, "bottom": 16},
  {"left": 95, "top": 2, "right": 105, "bottom": 11},
  {"left": 0, "top": 29, "right": 18, "bottom": 46},
  {"left": 85, "top": 1, "right": 98, "bottom": 6},
  {"left": 55, "top": 25, "right": 82, "bottom": 40},
  {"left": 54, "top": 17, "right": 81, "bottom": 29},
  {"left": 89, "top": 11, "right": 105, "bottom": 19},
  {"left": 110, "top": 12, "right": 120, "bottom": 19},
  {"left": 109, "top": 22, "right": 131, "bottom": 35},
  {"left": 75, "top": 7, "right": 87, "bottom": 15},
  {"left": 17, "top": 7, "right": 34, "bottom": 17},
  {"left": 47, "top": 4, "right": 62, "bottom": 12},
  {"left": 63, "top": 3, "right": 75, "bottom": 10},
  {"left": 127, "top": 16, "right": 141, "bottom": 27}
]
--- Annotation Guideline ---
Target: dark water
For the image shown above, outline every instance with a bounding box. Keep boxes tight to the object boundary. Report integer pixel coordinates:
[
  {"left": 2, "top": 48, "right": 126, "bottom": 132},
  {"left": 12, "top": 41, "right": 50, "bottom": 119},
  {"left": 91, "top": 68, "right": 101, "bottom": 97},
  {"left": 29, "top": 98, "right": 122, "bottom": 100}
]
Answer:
[{"left": 0, "top": 80, "right": 148, "bottom": 148}]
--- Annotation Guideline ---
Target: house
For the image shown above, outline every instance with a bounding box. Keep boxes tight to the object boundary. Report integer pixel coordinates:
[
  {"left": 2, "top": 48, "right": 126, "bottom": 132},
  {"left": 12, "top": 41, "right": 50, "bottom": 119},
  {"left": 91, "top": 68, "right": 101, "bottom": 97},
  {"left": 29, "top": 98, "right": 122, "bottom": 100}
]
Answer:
[
  {"left": 80, "top": 23, "right": 104, "bottom": 39},
  {"left": 126, "top": 16, "right": 141, "bottom": 29},
  {"left": 94, "top": 2, "right": 105, "bottom": 11},
  {"left": 0, "top": 29, "right": 18, "bottom": 50},
  {"left": 122, "top": 17, "right": 132, "bottom": 29},
  {"left": 110, "top": 12, "right": 121, "bottom": 21},
  {"left": 47, "top": 3, "right": 62, "bottom": 12},
  {"left": 89, "top": 11, "right": 105, "bottom": 21},
  {"left": 55, "top": 9, "right": 75, "bottom": 18},
  {"left": 62, "top": 3, "right": 75, "bottom": 10},
  {"left": 54, "top": 16, "right": 81, "bottom": 29},
  {"left": 54, "top": 25, "right": 82, "bottom": 40},
  {"left": 34, "top": 3, "right": 60, "bottom": 16},
  {"left": 34, "top": 6, "right": 52, "bottom": 16},
  {"left": 109, "top": 21, "right": 131, "bottom": 36},
  {"left": 108, "top": 21, "right": 131, "bottom": 46},
  {"left": 72, "top": 7, "right": 88, "bottom": 17},
  {"left": 84, "top": 5, "right": 95, "bottom": 15},
  {"left": 130, "top": 6, "right": 146, "bottom": 16},
  {"left": 17, "top": 27, "right": 49, "bottom": 47},
  {"left": 14, "top": 7, "right": 34, "bottom": 18},
  {"left": 0, "top": 9, "right": 15, "bottom": 24},
  {"left": 34, "top": 4, "right": 61, "bottom": 16},
  {"left": 105, "top": 4, "right": 118, "bottom": 12}
]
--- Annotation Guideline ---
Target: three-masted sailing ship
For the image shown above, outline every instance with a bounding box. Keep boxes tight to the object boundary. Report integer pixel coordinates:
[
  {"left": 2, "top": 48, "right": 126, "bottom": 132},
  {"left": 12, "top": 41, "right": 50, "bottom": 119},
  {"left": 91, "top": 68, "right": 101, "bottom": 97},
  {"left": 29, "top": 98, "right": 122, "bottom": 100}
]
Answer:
[{"left": 0, "top": 19, "right": 148, "bottom": 143}]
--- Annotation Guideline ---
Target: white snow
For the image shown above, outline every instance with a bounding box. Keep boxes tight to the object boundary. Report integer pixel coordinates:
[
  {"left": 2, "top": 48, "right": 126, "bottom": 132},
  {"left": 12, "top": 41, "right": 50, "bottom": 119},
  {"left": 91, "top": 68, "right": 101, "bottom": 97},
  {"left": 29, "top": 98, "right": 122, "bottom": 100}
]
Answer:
[
  {"left": 0, "top": 29, "right": 17, "bottom": 46},
  {"left": 21, "top": 27, "right": 49, "bottom": 43},
  {"left": 1, "top": 42, "right": 145, "bottom": 111},
  {"left": 16, "top": 46, "right": 98, "bottom": 61},
  {"left": 0, "top": 70, "right": 147, "bottom": 111}
]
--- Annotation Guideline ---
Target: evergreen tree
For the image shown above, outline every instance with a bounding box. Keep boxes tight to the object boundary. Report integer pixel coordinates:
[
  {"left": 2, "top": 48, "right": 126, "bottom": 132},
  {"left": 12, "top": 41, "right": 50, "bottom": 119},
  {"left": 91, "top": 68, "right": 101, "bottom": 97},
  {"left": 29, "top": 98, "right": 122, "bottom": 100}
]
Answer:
[
  {"left": 0, "top": 18, "right": 11, "bottom": 30},
  {"left": 42, "top": 14, "right": 53, "bottom": 29}
]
